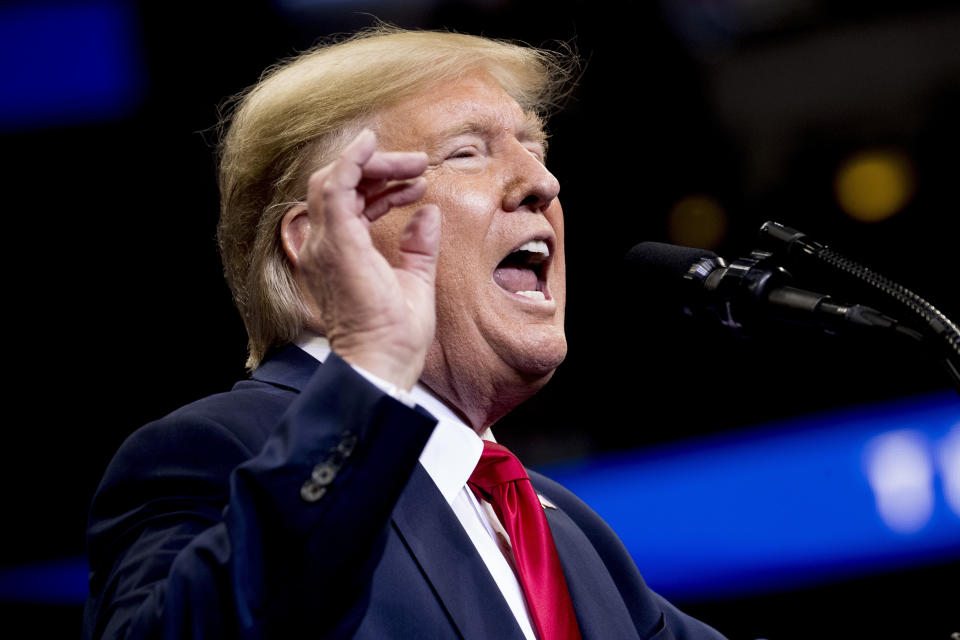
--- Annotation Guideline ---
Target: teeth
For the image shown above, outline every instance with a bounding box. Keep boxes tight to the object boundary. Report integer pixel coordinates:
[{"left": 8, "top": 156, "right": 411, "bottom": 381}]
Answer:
[
  {"left": 516, "top": 290, "right": 546, "bottom": 301},
  {"left": 517, "top": 240, "right": 549, "bottom": 257}
]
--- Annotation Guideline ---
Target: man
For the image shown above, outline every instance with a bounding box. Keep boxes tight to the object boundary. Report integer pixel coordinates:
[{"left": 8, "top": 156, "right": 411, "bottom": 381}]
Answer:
[{"left": 84, "top": 27, "right": 727, "bottom": 639}]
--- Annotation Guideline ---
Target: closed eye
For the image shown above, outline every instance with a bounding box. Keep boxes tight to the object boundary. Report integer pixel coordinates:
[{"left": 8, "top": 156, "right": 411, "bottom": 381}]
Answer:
[
  {"left": 524, "top": 143, "right": 546, "bottom": 163},
  {"left": 447, "top": 146, "right": 481, "bottom": 160}
]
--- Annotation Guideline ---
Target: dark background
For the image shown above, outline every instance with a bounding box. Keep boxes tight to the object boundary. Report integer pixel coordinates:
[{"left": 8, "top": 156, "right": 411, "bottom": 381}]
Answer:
[{"left": 2, "top": 0, "right": 958, "bottom": 637}]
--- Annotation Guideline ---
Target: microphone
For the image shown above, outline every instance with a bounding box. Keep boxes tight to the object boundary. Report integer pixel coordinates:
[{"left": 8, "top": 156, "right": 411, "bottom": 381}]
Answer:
[{"left": 624, "top": 241, "right": 908, "bottom": 336}]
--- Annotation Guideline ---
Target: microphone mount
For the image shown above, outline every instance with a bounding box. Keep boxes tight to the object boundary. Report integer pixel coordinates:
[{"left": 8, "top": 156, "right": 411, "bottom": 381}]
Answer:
[{"left": 681, "top": 245, "right": 910, "bottom": 339}]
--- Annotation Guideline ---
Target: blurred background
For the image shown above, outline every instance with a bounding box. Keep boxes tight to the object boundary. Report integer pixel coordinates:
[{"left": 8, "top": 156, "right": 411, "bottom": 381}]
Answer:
[{"left": 1, "top": 0, "right": 958, "bottom": 637}]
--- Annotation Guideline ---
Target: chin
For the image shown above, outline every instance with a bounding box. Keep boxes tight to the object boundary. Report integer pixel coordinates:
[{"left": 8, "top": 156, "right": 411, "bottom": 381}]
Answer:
[{"left": 505, "top": 334, "right": 567, "bottom": 379}]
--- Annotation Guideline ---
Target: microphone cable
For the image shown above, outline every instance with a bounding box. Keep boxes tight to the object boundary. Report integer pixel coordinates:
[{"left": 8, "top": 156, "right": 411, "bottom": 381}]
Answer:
[{"left": 758, "top": 221, "right": 960, "bottom": 392}]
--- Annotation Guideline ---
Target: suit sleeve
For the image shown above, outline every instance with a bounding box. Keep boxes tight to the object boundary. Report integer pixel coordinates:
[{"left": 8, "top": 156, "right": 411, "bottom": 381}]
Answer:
[{"left": 83, "top": 354, "right": 437, "bottom": 640}]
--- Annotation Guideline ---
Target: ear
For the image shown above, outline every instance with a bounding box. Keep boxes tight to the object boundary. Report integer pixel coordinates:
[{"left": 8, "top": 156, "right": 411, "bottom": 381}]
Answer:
[{"left": 280, "top": 204, "right": 311, "bottom": 267}]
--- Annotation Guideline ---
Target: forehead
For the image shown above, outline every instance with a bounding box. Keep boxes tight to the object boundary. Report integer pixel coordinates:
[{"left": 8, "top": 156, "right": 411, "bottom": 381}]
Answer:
[{"left": 373, "top": 72, "right": 544, "bottom": 149}]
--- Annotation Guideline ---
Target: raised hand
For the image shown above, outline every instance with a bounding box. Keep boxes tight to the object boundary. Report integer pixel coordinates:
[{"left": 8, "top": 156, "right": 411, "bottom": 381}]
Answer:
[{"left": 282, "top": 129, "right": 440, "bottom": 390}]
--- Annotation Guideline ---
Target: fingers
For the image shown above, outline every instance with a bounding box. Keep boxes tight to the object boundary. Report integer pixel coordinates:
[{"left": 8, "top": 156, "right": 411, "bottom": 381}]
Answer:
[
  {"left": 398, "top": 204, "right": 440, "bottom": 283},
  {"left": 320, "top": 129, "right": 377, "bottom": 218},
  {"left": 361, "top": 150, "right": 429, "bottom": 181},
  {"left": 295, "top": 129, "right": 438, "bottom": 389},
  {"left": 309, "top": 129, "right": 428, "bottom": 227},
  {"left": 362, "top": 177, "right": 427, "bottom": 222}
]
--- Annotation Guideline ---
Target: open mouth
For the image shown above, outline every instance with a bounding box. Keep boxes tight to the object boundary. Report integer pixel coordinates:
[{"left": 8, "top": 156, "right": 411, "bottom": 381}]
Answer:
[{"left": 492, "top": 239, "right": 551, "bottom": 301}]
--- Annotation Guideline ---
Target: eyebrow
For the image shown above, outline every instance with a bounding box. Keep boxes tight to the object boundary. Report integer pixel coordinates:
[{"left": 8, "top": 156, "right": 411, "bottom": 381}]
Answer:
[{"left": 431, "top": 111, "right": 548, "bottom": 152}]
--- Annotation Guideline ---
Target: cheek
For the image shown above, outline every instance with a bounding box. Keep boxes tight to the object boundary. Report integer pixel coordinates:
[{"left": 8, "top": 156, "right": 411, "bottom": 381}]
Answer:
[
  {"left": 430, "top": 196, "right": 497, "bottom": 331},
  {"left": 429, "top": 179, "right": 498, "bottom": 271},
  {"left": 369, "top": 206, "right": 415, "bottom": 265}
]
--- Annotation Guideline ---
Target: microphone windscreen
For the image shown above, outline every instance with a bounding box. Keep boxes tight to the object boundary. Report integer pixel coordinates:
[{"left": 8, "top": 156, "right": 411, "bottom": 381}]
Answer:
[{"left": 624, "top": 242, "right": 719, "bottom": 284}]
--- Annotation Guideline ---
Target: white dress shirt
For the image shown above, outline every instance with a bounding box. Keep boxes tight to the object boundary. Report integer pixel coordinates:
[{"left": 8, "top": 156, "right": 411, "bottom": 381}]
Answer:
[{"left": 295, "top": 333, "right": 538, "bottom": 640}]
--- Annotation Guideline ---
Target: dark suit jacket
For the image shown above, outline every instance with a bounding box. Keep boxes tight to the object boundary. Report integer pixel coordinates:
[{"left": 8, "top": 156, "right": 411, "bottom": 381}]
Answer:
[{"left": 83, "top": 346, "right": 726, "bottom": 639}]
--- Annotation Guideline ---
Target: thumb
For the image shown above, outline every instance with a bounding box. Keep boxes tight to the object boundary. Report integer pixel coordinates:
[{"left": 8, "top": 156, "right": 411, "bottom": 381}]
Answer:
[{"left": 397, "top": 204, "right": 440, "bottom": 284}]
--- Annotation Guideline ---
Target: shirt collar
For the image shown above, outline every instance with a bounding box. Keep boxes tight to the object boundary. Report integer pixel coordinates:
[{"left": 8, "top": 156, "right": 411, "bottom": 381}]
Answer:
[{"left": 294, "top": 332, "right": 491, "bottom": 506}]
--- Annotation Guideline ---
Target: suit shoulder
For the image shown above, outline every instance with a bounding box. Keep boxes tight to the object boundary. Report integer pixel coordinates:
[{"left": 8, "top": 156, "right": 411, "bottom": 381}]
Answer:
[
  {"left": 529, "top": 470, "right": 728, "bottom": 639},
  {"left": 144, "top": 379, "right": 294, "bottom": 454},
  {"left": 96, "top": 380, "right": 293, "bottom": 494}
]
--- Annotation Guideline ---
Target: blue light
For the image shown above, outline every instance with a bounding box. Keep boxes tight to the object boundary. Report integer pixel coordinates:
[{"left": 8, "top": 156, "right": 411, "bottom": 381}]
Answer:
[
  {"left": 0, "top": 556, "right": 88, "bottom": 604},
  {"left": 541, "top": 391, "right": 960, "bottom": 600},
  {"left": 1, "top": 393, "right": 957, "bottom": 604},
  {"left": 0, "top": 1, "right": 144, "bottom": 131}
]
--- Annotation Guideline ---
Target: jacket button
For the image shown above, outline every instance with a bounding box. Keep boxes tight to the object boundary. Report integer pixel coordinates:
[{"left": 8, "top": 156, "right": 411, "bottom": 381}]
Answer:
[
  {"left": 311, "top": 463, "right": 336, "bottom": 485},
  {"left": 337, "top": 434, "right": 358, "bottom": 457},
  {"left": 300, "top": 480, "right": 327, "bottom": 503}
]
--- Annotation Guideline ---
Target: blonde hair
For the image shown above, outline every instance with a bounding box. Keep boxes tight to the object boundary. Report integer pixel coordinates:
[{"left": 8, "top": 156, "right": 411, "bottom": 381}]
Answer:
[{"left": 217, "top": 26, "right": 577, "bottom": 369}]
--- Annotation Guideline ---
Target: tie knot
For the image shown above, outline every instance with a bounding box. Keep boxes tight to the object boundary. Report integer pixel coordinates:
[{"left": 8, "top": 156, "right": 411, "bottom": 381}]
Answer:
[{"left": 469, "top": 441, "right": 528, "bottom": 492}]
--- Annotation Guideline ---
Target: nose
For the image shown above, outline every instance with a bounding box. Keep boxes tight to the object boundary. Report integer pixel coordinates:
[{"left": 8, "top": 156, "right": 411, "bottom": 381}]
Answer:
[{"left": 501, "top": 144, "right": 561, "bottom": 213}]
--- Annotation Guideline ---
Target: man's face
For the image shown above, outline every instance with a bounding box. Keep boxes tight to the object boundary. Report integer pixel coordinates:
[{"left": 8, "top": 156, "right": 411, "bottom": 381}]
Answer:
[{"left": 372, "top": 72, "right": 567, "bottom": 426}]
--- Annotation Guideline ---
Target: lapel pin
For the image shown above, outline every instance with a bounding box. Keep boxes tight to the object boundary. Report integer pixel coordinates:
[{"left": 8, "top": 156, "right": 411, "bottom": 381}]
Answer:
[{"left": 538, "top": 494, "right": 558, "bottom": 510}]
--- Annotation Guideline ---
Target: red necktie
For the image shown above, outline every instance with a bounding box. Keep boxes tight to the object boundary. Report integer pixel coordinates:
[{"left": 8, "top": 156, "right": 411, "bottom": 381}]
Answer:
[{"left": 468, "top": 441, "right": 582, "bottom": 640}]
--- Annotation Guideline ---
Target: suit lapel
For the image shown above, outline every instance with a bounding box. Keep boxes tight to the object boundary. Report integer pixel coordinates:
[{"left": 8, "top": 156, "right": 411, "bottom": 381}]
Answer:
[
  {"left": 544, "top": 507, "right": 642, "bottom": 640},
  {"left": 392, "top": 465, "right": 528, "bottom": 640}
]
